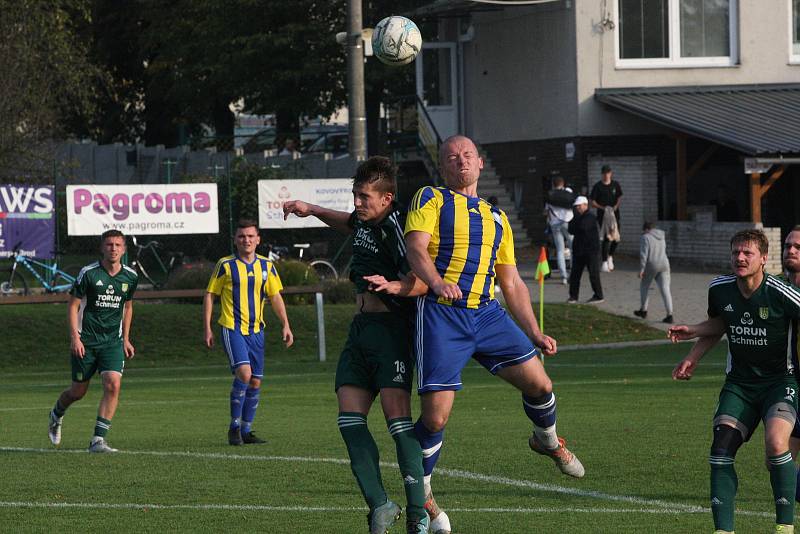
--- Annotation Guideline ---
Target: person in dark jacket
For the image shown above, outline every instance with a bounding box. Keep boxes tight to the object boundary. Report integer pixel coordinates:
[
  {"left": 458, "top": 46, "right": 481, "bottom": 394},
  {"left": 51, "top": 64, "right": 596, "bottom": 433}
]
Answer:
[{"left": 567, "top": 196, "right": 604, "bottom": 304}]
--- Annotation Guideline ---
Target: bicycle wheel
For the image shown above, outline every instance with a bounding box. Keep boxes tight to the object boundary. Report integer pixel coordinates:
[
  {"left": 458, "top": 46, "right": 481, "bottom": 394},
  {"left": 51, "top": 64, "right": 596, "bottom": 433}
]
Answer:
[
  {"left": 0, "top": 269, "right": 29, "bottom": 296},
  {"left": 308, "top": 260, "right": 338, "bottom": 282}
]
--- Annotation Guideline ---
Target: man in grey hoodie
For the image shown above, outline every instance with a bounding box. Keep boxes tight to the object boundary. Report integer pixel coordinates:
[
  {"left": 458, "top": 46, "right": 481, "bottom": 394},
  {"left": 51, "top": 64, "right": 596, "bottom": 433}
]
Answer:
[{"left": 634, "top": 222, "right": 673, "bottom": 323}]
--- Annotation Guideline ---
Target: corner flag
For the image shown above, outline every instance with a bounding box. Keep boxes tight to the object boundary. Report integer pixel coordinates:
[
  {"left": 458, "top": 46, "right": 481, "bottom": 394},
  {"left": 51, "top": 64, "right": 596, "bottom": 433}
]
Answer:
[
  {"left": 534, "top": 246, "right": 549, "bottom": 338},
  {"left": 535, "top": 246, "right": 550, "bottom": 282}
]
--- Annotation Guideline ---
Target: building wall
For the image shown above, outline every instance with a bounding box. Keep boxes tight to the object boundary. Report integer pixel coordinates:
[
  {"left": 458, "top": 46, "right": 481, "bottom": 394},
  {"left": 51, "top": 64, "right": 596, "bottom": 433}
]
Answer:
[
  {"left": 461, "top": 3, "right": 578, "bottom": 143},
  {"left": 482, "top": 134, "right": 674, "bottom": 244},
  {"left": 587, "top": 156, "right": 658, "bottom": 256},
  {"left": 574, "top": 0, "right": 800, "bottom": 136},
  {"left": 657, "top": 220, "right": 783, "bottom": 274}
]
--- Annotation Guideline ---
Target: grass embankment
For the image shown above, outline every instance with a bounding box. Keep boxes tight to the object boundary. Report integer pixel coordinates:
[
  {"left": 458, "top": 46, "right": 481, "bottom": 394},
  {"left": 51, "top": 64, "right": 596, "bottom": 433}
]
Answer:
[{"left": 0, "top": 302, "right": 663, "bottom": 370}]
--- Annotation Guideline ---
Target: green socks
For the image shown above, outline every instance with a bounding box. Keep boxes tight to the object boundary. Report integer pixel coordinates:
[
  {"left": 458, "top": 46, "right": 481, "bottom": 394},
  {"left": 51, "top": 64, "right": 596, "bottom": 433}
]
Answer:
[
  {"left": 768, "top": 451, "right": 795, "bottom": 526},
  {"left": 710, "top": 454, "right": 737, "bottom": 532},
  {"left": 52, "top": 400, "right": 66, "bottom": 418},
  {"left": 93, "top": 416, "right": 111, "bottom": 439},
  {"left": 338, "top": 412, "right": 386, "bottom": 509},
  {"left": 387, "top": 417, "right": 426, "bottom": 521}
]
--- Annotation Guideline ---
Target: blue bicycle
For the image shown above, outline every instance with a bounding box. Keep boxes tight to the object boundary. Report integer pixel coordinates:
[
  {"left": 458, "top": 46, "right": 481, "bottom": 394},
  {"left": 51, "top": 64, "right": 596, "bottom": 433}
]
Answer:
[{"left": 0, "top": 245, "right": 78, "bottom": 296}]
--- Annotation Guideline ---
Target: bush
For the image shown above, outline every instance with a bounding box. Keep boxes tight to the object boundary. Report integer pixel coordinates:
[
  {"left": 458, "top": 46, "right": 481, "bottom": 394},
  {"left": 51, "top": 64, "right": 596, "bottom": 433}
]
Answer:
[
  {"left": 323, "top": 280, "right": 355, "bottom": 304},
  {"left": 166, "top": 261, "right": 215, "bottom": 290}
]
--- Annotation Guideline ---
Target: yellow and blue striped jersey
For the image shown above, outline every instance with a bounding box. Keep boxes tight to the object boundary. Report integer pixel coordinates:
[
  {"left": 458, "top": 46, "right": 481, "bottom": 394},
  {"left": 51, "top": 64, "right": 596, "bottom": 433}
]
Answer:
[
  {"left": 405, "top": 186, "right": 515, "bottom": 308},
  {"left": 206, "top": 254, "right": 283, "bottom": 334}
]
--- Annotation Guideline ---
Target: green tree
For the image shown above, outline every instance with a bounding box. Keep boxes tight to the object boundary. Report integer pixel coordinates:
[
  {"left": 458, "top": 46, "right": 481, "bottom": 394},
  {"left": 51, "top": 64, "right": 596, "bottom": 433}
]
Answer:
[{"left": 0, "top": 0, "right": 105, "bottom": 178}]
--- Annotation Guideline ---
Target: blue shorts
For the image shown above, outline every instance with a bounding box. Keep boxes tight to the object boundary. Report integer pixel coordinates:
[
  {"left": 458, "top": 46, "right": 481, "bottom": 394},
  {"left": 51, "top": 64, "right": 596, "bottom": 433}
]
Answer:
[
  {"left": 221, "top": 327, "right": 265, "bottom": 378},
  {"left": 414, "top": 298, "right": 537, "bottom": 393}
]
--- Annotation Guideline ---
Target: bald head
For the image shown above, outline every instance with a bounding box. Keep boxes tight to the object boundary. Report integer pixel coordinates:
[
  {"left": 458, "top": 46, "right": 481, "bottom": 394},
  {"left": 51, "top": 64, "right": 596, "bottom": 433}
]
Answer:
[{"left": 439, "top": 135, "right": 483, "bottom": 191}]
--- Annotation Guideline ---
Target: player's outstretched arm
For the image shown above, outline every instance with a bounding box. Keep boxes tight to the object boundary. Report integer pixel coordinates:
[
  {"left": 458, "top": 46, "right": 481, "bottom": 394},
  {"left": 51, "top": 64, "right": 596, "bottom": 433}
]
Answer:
[
  {"left": 122, "top": 300, "right": 135, "bottom": 359},
  {"left": 269, "top": 293, "right": 294, "bottom": 348},
  {"left": 363, "top": 272, "right": 428, "bottom": 297},
  {"left": 672, "top": 333, "right": 723, "bottom": 380},
  {"left": 667, "top": 316, "right": 724, "bottom": 343},
  {"left": 67, "top": 296, "right": 85, "bottom": 359},
  {"left": 406, "top": 231, "right": 462, "bottom": 300},
  {"left": 495, "top": 263, "right": 557, "bottom": 356},
  {"left": 282, "top": 200, "right": 351, "bottom": 234},
  {"left": 202, "top": 292, "right": 216, "bottom": 349}
]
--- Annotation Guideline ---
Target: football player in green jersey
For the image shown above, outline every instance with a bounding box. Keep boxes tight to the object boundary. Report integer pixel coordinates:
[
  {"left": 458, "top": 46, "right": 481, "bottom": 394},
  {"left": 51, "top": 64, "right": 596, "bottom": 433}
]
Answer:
[
  {"left": 283, "top": 156, "right": 430, "bottom": 534},
  {"left": 670, "top": 229, "right": 800, "bottom": 533},
  {"left": 48, "top": 230, "right": 139, "bottom": 453}
]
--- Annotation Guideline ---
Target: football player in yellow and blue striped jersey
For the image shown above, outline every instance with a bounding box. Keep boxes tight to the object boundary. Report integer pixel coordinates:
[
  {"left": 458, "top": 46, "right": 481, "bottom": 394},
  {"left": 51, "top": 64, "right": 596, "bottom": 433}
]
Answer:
[
  {"left": 203, "top": 219, "right": 293, "bottom": 446},
  {"left": 404, "top": 136, "right": 584, "bottom": 533}
]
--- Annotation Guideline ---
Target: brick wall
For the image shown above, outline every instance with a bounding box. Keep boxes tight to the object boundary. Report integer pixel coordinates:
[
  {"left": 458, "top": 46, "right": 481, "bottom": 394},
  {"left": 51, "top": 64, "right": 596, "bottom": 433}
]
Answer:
[{"left": 656, "top": 220, "right": 782, "bottom": 274}]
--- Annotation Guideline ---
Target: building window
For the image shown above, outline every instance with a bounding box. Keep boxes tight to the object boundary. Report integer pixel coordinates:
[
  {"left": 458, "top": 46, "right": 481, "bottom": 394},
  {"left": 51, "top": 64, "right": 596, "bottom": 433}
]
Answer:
[
  {"left": 793, "top": 0, "right": 800, "bottom": 61},
  {"left": 617, "top": 0, "right": 738, "bottom": 67},
  {"left": 619, "top": 0, "right": 669, "bottom": 59}
]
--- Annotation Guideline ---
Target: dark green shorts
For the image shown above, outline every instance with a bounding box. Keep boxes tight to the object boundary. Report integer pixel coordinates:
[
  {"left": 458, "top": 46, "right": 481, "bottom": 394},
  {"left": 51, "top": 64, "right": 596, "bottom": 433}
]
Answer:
[
  {"left": 713, "top": 377, "right": 799, "bottom": 441},
  {"left": 71, "top": 343, "right": 125, "bottom": 383},
  {"left": 334, "top": 312, "right": 413, "bottom": 393}
]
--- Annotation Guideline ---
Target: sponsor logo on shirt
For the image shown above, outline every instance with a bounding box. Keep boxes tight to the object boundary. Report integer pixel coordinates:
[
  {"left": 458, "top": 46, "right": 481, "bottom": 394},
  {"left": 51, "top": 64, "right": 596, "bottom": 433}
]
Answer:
[
  {"left": 353, "top": 226, "right": 379, "bottom": 254},
  {"left": 724, "top": 304, "right": 733, "bottom": 312}
]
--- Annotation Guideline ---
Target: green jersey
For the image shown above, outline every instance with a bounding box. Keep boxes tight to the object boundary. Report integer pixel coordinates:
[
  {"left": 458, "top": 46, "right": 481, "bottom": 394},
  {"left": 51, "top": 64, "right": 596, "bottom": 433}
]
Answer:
[
  {"left": 71, "top": 261, "right": 138, "bottom": 347},
  {"left": 347, "top": 203, "right": 411, "bottom": 315},
  {"left": 708, "top": 273, "right": 800, "bottom": 381}
]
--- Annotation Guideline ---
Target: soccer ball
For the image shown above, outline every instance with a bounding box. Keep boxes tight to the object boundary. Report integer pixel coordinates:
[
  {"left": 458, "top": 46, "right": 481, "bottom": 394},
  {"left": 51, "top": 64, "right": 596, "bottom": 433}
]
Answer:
[{"left": 372, "top": 16, "right": 422, "bottom": 66}]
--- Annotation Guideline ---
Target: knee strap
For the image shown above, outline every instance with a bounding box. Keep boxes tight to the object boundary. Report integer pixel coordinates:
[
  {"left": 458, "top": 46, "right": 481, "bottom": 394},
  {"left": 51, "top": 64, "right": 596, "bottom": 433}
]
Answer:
[{"left": 710, "top": 424, "right": 744, "bottom": 458}]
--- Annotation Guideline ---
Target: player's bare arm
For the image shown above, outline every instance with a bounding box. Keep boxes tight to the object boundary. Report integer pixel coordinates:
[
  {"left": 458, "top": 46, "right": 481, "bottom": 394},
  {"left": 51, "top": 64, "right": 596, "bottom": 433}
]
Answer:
[
  {"left": 202, "top": 292, "right": 216, "bottom": 349},
  {"left": 363, "top": 272, "right": 428, "bottom": 297},
  {"left": 269, "top": 293, "right": 294, "bottom": 348},
  {"left": 122, "top": 300, "right": 135, "bottom": 359},
  {"left": 67, "top": 296, "right": 85, "bottom": 358},
  {"left": 672, "top": 333, "right": 723, "bottom": 380},
  {"left": 406, "top": 230, "right": 462, "bottom": 300},
  {"left": 282, "top": 200, "right": 352, "bottom": 234},
  {"left": 667, "top": 316, "right": 725, "bottom": 343},
  {"left": 495, "top": 263, "right": 557, "bottom": 356}
]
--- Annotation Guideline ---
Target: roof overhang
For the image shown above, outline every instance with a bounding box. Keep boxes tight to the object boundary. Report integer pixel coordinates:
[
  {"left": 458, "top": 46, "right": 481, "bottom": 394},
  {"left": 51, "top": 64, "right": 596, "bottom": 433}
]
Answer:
[
  {"left": 408, "top": 0, "right": 559, "bottom": 20},
  {"left": 595, "top": 84, "right": 800, "bottom": 156}
]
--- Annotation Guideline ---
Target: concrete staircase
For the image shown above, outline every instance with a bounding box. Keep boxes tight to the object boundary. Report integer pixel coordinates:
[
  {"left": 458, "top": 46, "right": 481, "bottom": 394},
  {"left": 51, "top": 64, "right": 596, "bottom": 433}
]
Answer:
[{"left": 477, "top": 149, "right": 531, "bottom": 249}]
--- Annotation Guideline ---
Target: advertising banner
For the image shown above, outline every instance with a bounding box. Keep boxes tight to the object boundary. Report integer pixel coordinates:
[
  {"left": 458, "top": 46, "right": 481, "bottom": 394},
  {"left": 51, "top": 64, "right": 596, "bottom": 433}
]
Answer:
[
  {"left": 0, "top": 185, "right": 56, "bottom": 259},
  {"left": 66, "top": 184, "right": 219, "bottom": 236},
  {"left": 258, "top": 179, "right": 353, "bottom": 229}
]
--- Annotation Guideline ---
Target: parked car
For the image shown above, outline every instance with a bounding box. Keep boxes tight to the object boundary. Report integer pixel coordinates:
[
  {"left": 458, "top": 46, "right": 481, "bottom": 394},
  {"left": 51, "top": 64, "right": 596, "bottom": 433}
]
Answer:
[
  {"left": 303, "top": 130, "right": 349, "bottom": 158},
  {"left": 241, "top": 127, "right": 277, "bottom": 153}
]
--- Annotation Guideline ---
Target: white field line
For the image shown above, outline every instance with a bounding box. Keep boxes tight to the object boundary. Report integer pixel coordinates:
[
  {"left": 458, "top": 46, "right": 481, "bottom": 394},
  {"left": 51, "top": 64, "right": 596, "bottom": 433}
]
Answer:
[
  {"left": 0, "top": 500, "right": 771, "bottom": 517},
  {"left": 0, "top": 446, "right": 770, "bottom": 518}
]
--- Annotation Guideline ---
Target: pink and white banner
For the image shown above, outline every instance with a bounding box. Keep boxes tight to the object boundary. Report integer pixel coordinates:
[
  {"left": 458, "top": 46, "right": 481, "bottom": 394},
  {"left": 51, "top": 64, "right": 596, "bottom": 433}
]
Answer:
[
  {"left": 66, "top": 184, "right": 219, "bottom": 236},
  {"left": 258, "top": 179, "right": 353, "bottom": 229}
]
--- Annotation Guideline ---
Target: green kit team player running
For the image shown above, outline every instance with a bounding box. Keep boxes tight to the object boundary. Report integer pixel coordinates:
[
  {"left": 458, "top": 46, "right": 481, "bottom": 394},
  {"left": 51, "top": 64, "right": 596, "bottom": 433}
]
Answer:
[
  {"left": 283, "top": 156, "right": 429, "bottom": 534},
  {"left": 670, "top": 229, "right": 800, "bottom": 534},
  {"left": 48, "top": 229, "right": 139, "bottom": 453}
]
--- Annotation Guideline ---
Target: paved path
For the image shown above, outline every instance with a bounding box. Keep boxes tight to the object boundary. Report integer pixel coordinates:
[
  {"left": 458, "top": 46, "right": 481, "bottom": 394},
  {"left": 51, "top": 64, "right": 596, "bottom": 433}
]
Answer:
[{"left": 517, "top": 255, "right": 727, "bottom": 332}]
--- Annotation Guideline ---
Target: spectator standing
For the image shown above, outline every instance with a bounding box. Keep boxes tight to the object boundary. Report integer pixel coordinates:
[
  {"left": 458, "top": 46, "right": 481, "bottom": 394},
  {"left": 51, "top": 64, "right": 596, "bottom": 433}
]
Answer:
[
  {"left": 590, "top": 165, "right": 623, "bottom": 271},
  {"left": 634, "top": 222, "right": 673, "bottom": 323},
  {"left": 567, "top": 196, "right": 603, "bottom": 304},
  {"left": 279, "top": 137, "right": 299, "bottom": 157},
  {"left": 544, "top": 177, "right": 575, "bottom": 285}
]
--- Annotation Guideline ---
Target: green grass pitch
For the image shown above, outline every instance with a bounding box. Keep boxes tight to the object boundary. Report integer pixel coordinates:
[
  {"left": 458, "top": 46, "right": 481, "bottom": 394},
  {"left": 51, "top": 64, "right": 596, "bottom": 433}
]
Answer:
[{"left": 0, "top": 303, "right": 789, "bottom": 532}]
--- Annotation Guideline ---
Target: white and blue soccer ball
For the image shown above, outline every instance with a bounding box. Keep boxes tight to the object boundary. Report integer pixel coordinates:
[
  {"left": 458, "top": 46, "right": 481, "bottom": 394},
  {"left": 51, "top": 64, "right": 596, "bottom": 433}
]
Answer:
[{"left": 372, "top": 16, "right": 422, "bottom": 66}]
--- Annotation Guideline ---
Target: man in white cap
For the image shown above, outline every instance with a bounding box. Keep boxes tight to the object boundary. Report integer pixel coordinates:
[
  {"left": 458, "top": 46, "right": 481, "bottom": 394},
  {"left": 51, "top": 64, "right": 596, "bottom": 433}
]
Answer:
[{"left": 567, "top": 195, "right": 604, "bottom": 303}]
